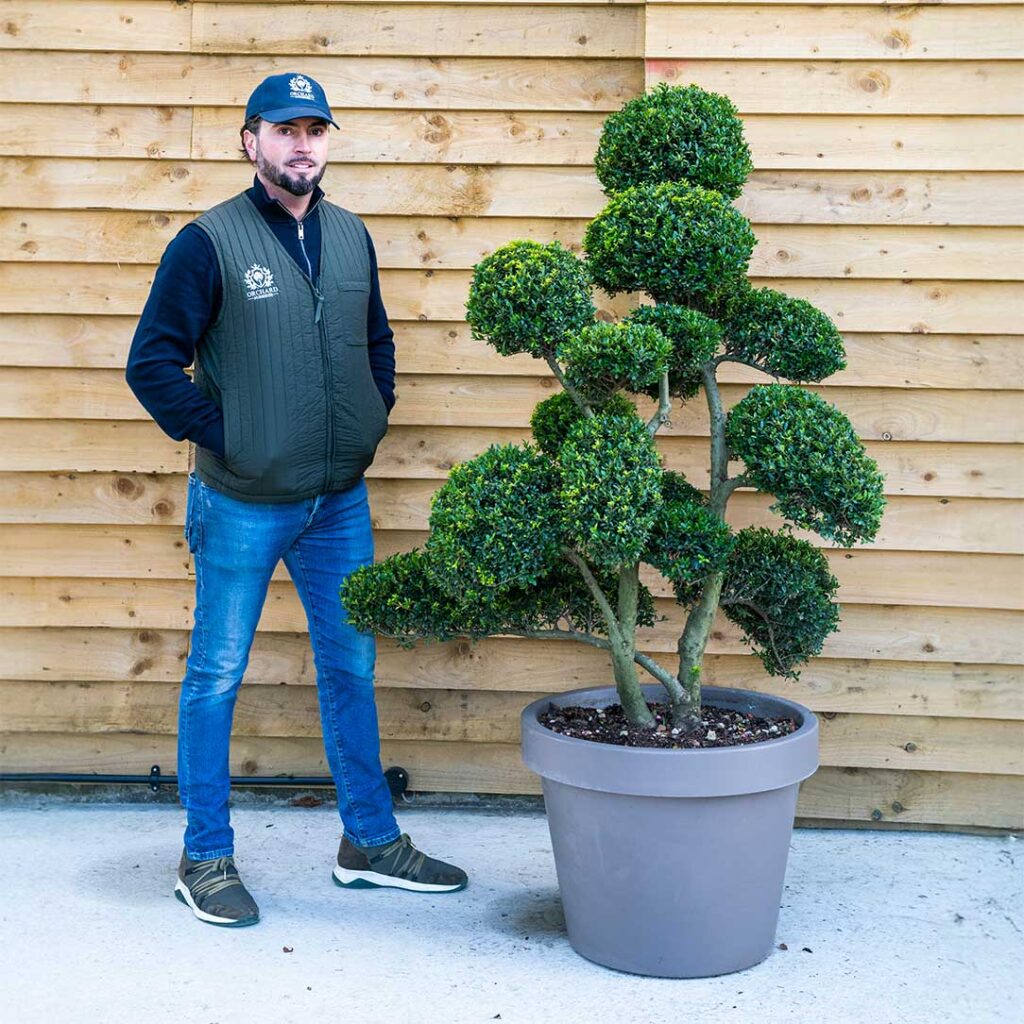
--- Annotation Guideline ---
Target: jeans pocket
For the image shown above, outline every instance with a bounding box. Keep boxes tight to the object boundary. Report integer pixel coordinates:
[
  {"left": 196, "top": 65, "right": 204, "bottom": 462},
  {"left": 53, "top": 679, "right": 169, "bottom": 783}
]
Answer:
[{"left": 184, "top": 473, "right": 202, "bottom": 554}]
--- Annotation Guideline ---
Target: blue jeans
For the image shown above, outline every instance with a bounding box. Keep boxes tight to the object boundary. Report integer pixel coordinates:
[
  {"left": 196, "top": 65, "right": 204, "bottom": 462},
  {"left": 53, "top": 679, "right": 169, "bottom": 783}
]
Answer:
[{"left": 178, "top": 472, "right": 401, "bottom": 860}]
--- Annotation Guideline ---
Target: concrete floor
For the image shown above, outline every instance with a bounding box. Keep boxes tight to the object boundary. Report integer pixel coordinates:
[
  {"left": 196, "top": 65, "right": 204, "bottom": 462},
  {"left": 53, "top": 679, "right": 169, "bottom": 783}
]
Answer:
[{"left": 0, "top": 798, "right": 1020, "bottom": 1024}]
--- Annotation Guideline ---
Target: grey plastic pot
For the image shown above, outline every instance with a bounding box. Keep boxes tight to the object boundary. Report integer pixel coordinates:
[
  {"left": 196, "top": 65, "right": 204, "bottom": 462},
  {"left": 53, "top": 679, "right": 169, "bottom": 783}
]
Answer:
[{"left": 520, "top": 683, "right": 820, "bottom": 978}]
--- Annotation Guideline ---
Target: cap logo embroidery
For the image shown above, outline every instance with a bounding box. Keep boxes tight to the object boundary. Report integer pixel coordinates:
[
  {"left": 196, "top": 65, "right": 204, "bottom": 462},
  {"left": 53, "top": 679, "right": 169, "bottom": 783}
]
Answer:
[
  {"left": 244, "top": 263, "right": 278, "bottom": 301},
  {"left": 289, "top": 75, "right": 314, "bottom": 100}
]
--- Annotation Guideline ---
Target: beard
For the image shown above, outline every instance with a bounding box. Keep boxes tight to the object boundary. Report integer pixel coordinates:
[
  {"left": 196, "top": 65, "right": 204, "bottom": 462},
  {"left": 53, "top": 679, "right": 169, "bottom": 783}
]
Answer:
[{"left": 254, "top": 146, "right": 326, "bottom": 197}]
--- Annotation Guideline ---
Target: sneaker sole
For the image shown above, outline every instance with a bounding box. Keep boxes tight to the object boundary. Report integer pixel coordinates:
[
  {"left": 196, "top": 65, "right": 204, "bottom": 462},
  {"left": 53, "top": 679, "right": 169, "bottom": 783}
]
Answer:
[
  {"left": 174, "top": 880, "right": 260, "bottom": 927},
  {"left": 332, "top": 866, "right": 467, "bottom": 893}
]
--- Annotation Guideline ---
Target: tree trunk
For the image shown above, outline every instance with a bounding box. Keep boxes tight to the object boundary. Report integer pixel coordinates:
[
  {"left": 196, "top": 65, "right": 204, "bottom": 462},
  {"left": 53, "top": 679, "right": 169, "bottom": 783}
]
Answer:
[
  {"left": 611, "top": 643, "right": 656, "bottom": 727},
  {"left": 613, "top": 562, "right": 655, "bottom": 727},
  {"left": 671, "top": 570, "right": 724, "bottom": 731},
  {"left": 670, "top": 362, "right": 733, "bottom": 732}
]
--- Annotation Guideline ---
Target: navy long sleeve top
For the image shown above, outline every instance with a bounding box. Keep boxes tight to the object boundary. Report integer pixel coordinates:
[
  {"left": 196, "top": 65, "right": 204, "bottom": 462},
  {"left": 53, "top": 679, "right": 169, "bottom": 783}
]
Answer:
[{"left": 125, "top": 176, "right": 396, "bottom": 459}]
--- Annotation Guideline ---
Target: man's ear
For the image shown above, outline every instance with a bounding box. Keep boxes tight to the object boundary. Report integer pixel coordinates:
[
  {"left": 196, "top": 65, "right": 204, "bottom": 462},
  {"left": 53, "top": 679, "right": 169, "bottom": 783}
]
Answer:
[{"left": 242, "top": 129, "right": 258, "bottom": 162}]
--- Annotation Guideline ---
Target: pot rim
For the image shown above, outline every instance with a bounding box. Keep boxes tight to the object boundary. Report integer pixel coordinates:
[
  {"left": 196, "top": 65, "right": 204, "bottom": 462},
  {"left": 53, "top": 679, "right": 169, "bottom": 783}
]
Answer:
[{"left": 520, "top": 683, "right": 820, "bottom": 798}]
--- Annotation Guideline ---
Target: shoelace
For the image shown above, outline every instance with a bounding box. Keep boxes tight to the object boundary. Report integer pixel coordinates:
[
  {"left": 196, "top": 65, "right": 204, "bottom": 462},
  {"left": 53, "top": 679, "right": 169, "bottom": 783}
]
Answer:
[
  {"left": 188, "top": 856, "right": 244, "bottom": 901},
  {"left": 368, "top": 834, "right": 426, "bottom": 879}
]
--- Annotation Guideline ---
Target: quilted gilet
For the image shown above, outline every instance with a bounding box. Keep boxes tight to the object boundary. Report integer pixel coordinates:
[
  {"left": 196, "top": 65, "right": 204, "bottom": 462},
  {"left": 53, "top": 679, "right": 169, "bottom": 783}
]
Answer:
[{"left": 190, "top": 193, "right": 388, "bottom": 502}]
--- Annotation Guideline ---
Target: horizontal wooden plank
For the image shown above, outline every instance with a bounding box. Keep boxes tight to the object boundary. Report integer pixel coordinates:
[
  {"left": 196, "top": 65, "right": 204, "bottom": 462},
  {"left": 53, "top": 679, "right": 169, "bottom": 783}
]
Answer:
[
  {"left": 1, "top": 316, "right": 1019, "bottom": 394},
  {"left": 796, "top": 767, "right": 1023, "bottom": 829},
  {"left": 2, "top": 680, "right": 1020, "bottom": 776},
  {"left": 0, "top": 524, "right": 189, "bottom": 578},
  {"left": 645, "top": 59, "right": 1024, "bottom": 115},
  {"left": 4, "top": 521, "right": 1021, "bottom": 609},
  {"left": 5, "top": 510, "right": 1024, "bottom": 608},
  {"left": 645, "top": 6, "right": 1024, "bottom": 60},
  {"left": 0, "top": 51, "right": 642, "bottom": 110},
  {"left": 646, "top": 1, "right": 1021, "bottom": 5},
  {"left": 368, "top": 640, "right": 1024, "bottom": 721},
  {"left": 0, "top": 104, "right": 191, "bottom": 160},
  {"left": 0, "top": 264, "right": 628, "bottom": 322},
  {"left": 0, "top": 731, "right": 1020, "bottom": 827},
  {"left": 0, "top": 626, "right": 190, "bottom": 682},
  {"left": 5, "top": 369, "right": 1021, "bottom": 444},
  {"left": 193, "top": 106, "right": 1024, "bottom": 171},
  {"left": 193, "top": 3, "right": 644, "bottom": 57},
  {"left": 3, "top": 263, "right": 1020, "bottom": 333},
  {"left": 4, "top": 211, "right": 1021, "bottom": 282},
  {"left": 1, "top": 596, "right": 1020, "bottom": 668},
  {"left": 2, "top": 547, "right": 1020, "bottom": 648},
  {"left": 741, "top": 171, "right": 1024, "bottom": 226},
  {"left": 0, "top": 2, "right": 190, "bottom": 52},
  {"left": 0, "top": 680, "right": 526, "bottom": 744},
  {"left": 195, "top": 106, "right": 607, "bottom": 164},
  {"left": 816, "top": 712, "right": 1024, "bottom": 775},
  {"left": 3, "top": 158, "right": 1019, "bottom": 225},
  {"left": 2, "top": 105, "right": 1021, "bottom": 172},
  {"left": 765, "top": 278, "right": 1023, "bottom": 335},
  {"left": 2, "top": 50, "right": 1015, "bottom": 116},
  {"left": 2, "top": 625, "right": 1021, "bottom": 719},
  {"left": 0, "top": 420, "right": 187, "bottom": 472},
  {"left": 3, "top": 421, "right": 1019, "bottom": 497},
  {"left": 0, "top": 157, "right": 1016, "bottom": 233},
  {"left": 746, "top": 225, "right": 1024, "bottom": 281},
  {"left": 210, "top": 0, "right": 641, "bottom": 4},
  {"left": 386, "top": 329, "right": 1024, "bottom": 390},
  {"left": 0, "top": 472, "right": 1018, "bottom": 554}
]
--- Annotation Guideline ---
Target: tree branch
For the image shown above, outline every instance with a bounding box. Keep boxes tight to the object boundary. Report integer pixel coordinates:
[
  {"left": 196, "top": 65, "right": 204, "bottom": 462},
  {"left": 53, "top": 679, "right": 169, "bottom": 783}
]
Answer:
[
  {"left": 722, "top": 598, "right": 787, "bottom": 673},
  {"left": 498, "top": 628, "right": 613, "bottom": 652},
  {"left": 633, "top": 651, "right": 684, "bottom": 699},
  {"left": 646, "top": 370, "right": 672, "bottom": 435},
  {"left": 720, "top": 474, "right": 749, "bottom": 500},
  {"left": 545, "top": 353, "right": 595, "bottom": 418},
  {"left": 561, "top": 546, "right": 624, "bottom": 646},
  {"left": 702, "top": 364, "right": 731, "bottom": 518},
  {"left": 713, "top": 353, "right": 781, "bottom": 379}
]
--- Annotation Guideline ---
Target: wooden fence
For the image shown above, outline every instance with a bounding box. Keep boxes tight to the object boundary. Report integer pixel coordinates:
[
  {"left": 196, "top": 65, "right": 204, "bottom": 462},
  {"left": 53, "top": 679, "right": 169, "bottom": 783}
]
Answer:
[{"left": 0, "top": 0, "right": 1021, "bottom": 830}]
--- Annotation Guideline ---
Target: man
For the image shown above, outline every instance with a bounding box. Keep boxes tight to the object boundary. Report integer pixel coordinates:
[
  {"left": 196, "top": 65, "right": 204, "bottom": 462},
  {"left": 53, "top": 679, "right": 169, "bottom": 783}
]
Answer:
[{"left": 126, "top": 73, "right": 468, "bottom": 928}]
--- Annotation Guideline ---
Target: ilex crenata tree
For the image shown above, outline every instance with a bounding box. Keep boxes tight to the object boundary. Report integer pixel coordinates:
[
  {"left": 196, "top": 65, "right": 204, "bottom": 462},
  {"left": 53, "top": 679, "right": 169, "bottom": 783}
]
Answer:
[{"left": 342, "top": 83, "right": 886, "bottom": 733}]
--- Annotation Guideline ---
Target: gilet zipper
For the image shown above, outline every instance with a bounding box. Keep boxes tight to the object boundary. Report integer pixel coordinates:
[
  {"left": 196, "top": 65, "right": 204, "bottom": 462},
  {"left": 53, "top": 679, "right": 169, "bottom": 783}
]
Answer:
[{"left": 294, "top": 211, "right": 332, "bottom": 491}]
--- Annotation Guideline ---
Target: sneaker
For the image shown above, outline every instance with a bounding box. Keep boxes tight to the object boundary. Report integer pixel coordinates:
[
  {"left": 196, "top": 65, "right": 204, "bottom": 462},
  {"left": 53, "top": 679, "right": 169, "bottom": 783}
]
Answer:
[
  {"left": 333, "top": 833, "right": 468, "bottom": 893},
  {"left": 174, "top": 851, "right": 260, "bottom": 927}
]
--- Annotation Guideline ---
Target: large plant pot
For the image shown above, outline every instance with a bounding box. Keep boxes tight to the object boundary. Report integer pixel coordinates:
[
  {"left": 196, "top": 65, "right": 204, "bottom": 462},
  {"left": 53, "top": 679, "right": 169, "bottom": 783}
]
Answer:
[{"left": 520, "top": 683, "right": 820, "bottom": 978}]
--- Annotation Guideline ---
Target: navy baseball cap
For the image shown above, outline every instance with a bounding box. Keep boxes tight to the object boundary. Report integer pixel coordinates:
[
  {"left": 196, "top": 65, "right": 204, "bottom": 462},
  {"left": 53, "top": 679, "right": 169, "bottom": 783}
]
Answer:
[{"left": 245, "top": 72, "right": 338, "bottom": 127}]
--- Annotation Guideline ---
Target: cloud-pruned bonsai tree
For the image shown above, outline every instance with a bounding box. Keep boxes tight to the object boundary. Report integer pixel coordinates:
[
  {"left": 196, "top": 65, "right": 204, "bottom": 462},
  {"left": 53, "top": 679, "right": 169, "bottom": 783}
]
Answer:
[{"left": 342, "top": 83, "right": 886, "bottom": 735}]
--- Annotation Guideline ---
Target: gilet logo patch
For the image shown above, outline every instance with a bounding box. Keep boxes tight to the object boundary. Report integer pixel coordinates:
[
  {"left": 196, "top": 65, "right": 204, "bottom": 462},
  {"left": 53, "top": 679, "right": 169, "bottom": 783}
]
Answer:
[
  {"left": 244, "top": 263, "right": 278, "bottom": 301},
  {"left": 289, "top": 76, "right": 314, "bottom": 101}
]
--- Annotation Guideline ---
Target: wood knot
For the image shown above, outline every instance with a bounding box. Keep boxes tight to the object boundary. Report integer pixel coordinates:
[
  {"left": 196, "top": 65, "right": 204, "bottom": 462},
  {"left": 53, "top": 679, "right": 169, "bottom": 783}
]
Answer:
[
  {"left": 115, "top": 476, "right": 142, "bottom": 499},
  {"left": 857, "top": 70, "right": 890, "bottom": 95}
]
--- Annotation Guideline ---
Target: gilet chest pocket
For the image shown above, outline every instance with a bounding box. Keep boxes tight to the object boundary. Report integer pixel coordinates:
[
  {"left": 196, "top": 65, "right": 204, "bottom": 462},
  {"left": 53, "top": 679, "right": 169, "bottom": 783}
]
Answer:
[{"left": 336, "top": 281, "right": 371, "bottom": 343}]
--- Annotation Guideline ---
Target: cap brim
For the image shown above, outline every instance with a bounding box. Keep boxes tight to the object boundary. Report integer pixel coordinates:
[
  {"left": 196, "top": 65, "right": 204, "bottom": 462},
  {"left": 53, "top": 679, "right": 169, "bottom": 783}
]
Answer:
[{"left": 258, "top": 106, "right": 338, "bottom": 128}]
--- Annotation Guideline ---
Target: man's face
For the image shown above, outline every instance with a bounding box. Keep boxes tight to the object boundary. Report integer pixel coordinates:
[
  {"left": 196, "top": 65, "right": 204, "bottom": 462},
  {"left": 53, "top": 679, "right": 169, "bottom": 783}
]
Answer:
[{"left": 245, "top": 117, "right": 329, "bottom": 196}]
